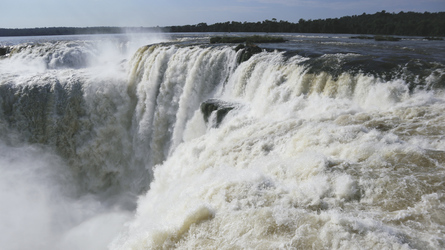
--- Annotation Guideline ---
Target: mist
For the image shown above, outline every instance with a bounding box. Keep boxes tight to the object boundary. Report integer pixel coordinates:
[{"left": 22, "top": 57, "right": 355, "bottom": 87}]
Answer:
[{"left": 0, "top": 33, "right": 170, "bottom": 250}]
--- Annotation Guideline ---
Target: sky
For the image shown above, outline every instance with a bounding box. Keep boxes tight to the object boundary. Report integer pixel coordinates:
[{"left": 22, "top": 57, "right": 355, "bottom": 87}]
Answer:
[{"left": 1, "top": 0, "right": 444, "bottom": 28}]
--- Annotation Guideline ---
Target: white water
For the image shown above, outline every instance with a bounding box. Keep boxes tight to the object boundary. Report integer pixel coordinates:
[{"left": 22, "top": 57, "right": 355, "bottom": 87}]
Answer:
[{"left": 0, "top": 34, "right": 444, "bottom": 249}]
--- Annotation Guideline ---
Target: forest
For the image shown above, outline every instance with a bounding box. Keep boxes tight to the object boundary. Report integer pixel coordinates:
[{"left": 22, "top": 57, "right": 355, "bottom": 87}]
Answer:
[
  {"left": 167, "top": 11, "right": 445, "bottom": 36},
  {"left": 0, "top": 11, "right": 444, "bottom": 37}
]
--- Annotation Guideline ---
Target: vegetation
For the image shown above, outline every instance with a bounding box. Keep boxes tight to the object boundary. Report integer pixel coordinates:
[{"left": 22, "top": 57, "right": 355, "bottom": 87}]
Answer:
[
  {"left": 350, "top": 35, "right": 374, "bottom": 39},
  {"left": 0, "top": 11, "right": 444, "bottom": 37},
  {"left": 373, "top": 35, "right": 401, "bottom": 41},
  {"left": 351, "top": 35, "right": 401, "bottom": 41},
  {"left": 210, "top": 35, "right": 286, "bottom": 44},
  {"left": 168, "top": 11, "right": 445, "bottom": 37}
]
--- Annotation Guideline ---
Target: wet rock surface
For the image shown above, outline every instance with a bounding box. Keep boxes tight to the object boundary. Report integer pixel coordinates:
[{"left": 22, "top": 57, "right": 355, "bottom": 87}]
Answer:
[{"left": 200, "top": 99, "right": 238, "bottom": 127}]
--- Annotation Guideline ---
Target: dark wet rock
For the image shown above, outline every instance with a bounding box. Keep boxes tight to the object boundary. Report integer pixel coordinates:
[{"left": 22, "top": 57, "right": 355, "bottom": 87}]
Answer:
[
  {"left": 200, "top": 99, "right": 238, "bottom": 127},
  {"left": 235, "top": 43, "right": 263, "bottom": 63},
  {"left": 0, "top": 47, "right": 10, "bottom": 56}
]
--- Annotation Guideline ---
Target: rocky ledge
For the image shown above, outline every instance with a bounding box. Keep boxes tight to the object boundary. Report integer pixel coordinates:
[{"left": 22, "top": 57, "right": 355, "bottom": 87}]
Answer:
[{"left": 200, "top": 99, "right": 239, "bottom": 127}]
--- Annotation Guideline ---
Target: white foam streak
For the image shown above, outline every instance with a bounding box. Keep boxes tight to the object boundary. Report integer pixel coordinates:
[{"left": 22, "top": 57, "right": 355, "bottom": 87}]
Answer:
[
  {"left": 127, "top": 45, "right": 237, "bottom": 165},
  {"left": 170, "top": 47, "right": 237, "bottom": 152},
  {"left": 1, "top": 41, "right": 445, "bottom": 249},
  {"left": 114, "top": 47, "right": 445, "bottom": 249}
]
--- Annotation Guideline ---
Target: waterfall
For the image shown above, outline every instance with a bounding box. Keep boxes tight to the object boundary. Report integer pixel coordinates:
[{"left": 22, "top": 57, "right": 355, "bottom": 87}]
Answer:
[{"left": 1, "top": 37, "right": 444, "bottom": 249}]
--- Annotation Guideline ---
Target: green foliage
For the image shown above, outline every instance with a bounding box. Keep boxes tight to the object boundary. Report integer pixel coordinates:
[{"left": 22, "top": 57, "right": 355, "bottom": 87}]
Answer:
[
  {"left": 373, "top": 35, "right": 401, "bottom": 41},
  {"left": 0, "top": 11, "right": 444, "bottom": 37},
  {"left": 167, "top": 11, "right": 445, "bottom": 37},
  {"left": 350, "top": 36, "right": 373, "bottom": 39}
]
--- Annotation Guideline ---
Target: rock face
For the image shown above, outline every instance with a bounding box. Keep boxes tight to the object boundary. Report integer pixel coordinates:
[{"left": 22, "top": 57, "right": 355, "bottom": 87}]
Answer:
[
  {"left": 0, "top": 47, "right": 10, "bottom": 56},
  {"left": 235, "top": 43, "right": 262, "bottom": 64},
  {"left": 200, "top": 99, "right": 238, "bottom": 127}
]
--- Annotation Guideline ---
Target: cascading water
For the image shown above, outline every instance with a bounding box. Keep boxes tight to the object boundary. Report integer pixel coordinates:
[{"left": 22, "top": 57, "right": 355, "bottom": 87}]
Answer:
[{"left": 0, "top": 34, "right": 444, "bottom": 249}]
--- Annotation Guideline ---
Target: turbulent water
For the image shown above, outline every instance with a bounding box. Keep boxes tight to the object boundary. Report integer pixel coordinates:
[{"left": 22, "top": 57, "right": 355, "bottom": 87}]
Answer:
[{"left": 0, "top": 33, "right": 444, "bottom": 249}]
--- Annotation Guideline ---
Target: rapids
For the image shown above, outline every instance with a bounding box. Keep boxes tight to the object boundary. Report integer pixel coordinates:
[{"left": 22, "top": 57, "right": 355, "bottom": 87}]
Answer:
[{"left": 0, "top": 33, "right": 444, "bottom": 249}]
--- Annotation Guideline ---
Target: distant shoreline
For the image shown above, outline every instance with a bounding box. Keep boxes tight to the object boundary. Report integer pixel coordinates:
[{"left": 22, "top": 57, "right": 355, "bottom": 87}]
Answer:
[{"left": 1, "top": 11, "right": 444, "bottom": 37}]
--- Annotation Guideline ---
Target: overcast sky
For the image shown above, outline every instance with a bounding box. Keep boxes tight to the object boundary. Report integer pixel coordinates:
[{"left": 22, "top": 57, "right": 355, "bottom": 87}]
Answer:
[{"left": 1, "top": 0, "right": 444, "bottom": 28}]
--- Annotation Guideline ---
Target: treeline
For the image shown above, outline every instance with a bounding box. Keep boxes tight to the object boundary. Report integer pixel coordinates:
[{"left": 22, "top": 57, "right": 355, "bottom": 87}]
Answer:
[
  {"left": 0, "top": 26, "right": 162, "bottom": 37},
  {"left": 167, "top": 11, "right": 445, "bottom": 36},
  {"left": 1, "top": 11, "right": 444, "bottom": 37}
]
